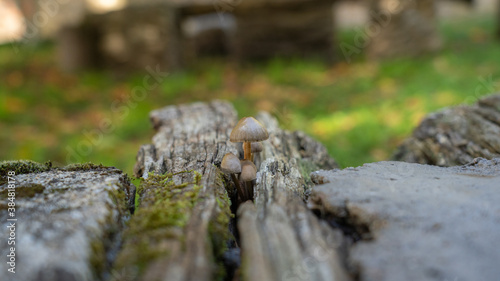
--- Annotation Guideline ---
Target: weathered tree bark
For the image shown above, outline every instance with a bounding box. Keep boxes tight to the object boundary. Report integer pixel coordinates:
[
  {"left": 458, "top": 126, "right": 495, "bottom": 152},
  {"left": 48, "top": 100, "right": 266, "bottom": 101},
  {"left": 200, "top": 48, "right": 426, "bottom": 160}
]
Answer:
[
  {"left": 128, "top": 100, "right": 351, "bottom": 280},
  {"left": 366, "top": 0, "right": 442, "bottom": 59},
  {"left": 394, "top": 94, "right": 500, "bottom": 166},
  {"left": 0, "top": 161, "right": 135, "bottom": 281}
]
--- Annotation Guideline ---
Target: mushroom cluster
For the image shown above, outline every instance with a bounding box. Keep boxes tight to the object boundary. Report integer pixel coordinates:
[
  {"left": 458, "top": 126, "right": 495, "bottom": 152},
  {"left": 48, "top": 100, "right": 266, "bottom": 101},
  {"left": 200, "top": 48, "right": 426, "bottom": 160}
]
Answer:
[{"left": 221, "top": 117, "right": 269, "bottom": 202}]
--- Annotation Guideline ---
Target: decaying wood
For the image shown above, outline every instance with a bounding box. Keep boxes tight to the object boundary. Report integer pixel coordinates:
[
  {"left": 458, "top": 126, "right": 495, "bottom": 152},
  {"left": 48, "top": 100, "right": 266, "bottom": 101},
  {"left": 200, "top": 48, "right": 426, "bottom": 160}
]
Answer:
[
  {"left": 0, "top": 162, "right": 135, "bottom": 281},
  {"left": 394, "top": 94, "right": 500, "bottom": 166},
  {"left": 238, "top": 112, "right": 349, "bottom": 281},
  {"left": 128, "top": 100, "right": 350, "bottom": 280}
]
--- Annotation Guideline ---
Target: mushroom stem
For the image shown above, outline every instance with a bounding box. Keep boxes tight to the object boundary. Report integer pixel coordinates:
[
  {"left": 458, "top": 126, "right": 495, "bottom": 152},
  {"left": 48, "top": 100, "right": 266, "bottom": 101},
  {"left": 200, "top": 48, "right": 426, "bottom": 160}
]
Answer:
[
  {"left": 243, "top": 141, "right": 252, "bottom": 160},
  {"left": 231, "top": 174, "right": 245, "bottom": 201}
]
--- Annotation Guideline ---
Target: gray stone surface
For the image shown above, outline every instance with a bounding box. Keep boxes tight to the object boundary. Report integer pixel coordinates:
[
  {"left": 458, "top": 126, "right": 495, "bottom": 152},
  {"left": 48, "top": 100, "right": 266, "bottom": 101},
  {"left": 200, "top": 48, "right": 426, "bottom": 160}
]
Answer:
[
  {"left": 0, "top": 166, "right": 134, "bottom": 281},
  {"left": 309, "top": 158, "right": 500, "bottom": 281}
]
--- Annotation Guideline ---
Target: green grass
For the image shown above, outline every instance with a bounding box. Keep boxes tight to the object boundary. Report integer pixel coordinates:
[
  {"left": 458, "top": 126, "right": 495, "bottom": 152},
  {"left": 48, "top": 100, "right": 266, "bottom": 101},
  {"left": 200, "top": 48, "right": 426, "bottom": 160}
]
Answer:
[{"left": 1, "top": 15, "right": 499, "bottom": 173}]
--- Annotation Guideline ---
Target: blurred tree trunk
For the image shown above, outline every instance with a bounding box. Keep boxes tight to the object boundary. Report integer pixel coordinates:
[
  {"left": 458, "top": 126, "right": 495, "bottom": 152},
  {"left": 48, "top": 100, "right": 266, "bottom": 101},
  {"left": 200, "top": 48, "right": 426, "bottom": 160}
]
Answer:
[
  {"left": 366, "top": 0, "right": 442, "bottom": 59},
  {"left": 57, "top": 21, "right": 101, "bottom": 72}
]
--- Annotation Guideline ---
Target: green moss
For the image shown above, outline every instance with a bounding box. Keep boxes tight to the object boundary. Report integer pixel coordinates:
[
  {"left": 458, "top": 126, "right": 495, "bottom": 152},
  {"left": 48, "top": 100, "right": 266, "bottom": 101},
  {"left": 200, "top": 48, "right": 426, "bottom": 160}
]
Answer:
[
  {"left": 107, "top": 184, "right": 129, "bottom": 218},
  {"left": 89, "top": 238, "right": 107, "bottom": 279},
  {"left": 129, "top": 177, "right": 142, "bottom": 210},
  {"left": 112, "top": 169, "right": 233, "bottom": 279},
  {"left": 47, "top": 187, "right": 69, "bottom": 193},
  {"left": 113, "top": 170, "right": 204, "bottom": 275},
  {"left": 297, "top": 159, "right": 320, "bottom": 189},
  {"left": 0, "top": 183, "right": 45, "bottom": 199},
  {"left": 0, "top": 160, "right": 51, "bottom": 176},
  {"left": 59, "top": 162, "right": 107, "bottom": 171}
]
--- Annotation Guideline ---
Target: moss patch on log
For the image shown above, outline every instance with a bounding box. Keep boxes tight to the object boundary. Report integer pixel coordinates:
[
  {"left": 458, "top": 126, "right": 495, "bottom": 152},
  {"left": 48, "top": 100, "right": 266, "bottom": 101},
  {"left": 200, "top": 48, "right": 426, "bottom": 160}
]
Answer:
[
  {"left": 112, "top": 169, "right": 234, "bottom": 280},
  {"left": 0, "top": 160, "right": 115, "bottom": 185},
  {"left": 298, "top": 159, "right": 320, "bottom": 188},
  {"left": 90, "top": 236, "right": 107, "bottom": 279},
  {"left": 0, "top": 160, "right": 52, "bottom": 177},
  {"left": 59, "top": 162, "right": 107, "bottom": 171},
  {"left": 0, "top": 183, "right": 46, "bottom": 199},
  {"left": 112, "top": 171, "right": 204, "bottom": 277}
]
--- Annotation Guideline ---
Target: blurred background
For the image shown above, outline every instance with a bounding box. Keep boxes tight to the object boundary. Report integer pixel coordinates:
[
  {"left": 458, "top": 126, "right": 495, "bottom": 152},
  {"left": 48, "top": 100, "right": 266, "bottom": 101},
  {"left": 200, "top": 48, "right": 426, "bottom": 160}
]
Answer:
[{"left": 1, "top": 0, "right": 499, "bottom": 175}]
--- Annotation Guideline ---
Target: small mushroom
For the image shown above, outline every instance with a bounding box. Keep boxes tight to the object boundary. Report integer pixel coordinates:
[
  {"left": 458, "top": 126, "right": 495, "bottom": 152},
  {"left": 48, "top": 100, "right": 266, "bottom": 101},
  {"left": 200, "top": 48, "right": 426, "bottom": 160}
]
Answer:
[
  {"left": 230, "top": 117, "right": 269, "bottom": 161},
  {"left": 240, "top": 160, "right": 257, "bottom": 201},
  {"left": 250, "top": 142, "right": 263, "bottom": 162},
  {"left": 221, "top": 153, "right": 245, "bottom": 201}
]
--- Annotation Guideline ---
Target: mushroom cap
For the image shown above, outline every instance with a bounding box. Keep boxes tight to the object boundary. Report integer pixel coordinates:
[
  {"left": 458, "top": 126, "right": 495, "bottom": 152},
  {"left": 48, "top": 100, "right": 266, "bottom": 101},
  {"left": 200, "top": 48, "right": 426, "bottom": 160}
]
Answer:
[
  {"left": 240, "top": 160, "right": 257, "bottom": 181},
  {"left": 251, "top": 142, "right": 263, "bottom": 153},
  {"left": 221, "top": 153, "right": 241, "bottom": 174},
  {"left": 240, "top": 159, "right": 256, "bottom": 170},
  {"left": 230, "top": 117, "right": 269, "bottom": 143}
]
